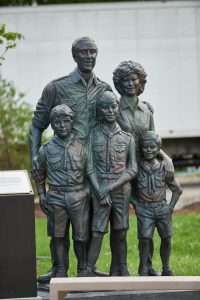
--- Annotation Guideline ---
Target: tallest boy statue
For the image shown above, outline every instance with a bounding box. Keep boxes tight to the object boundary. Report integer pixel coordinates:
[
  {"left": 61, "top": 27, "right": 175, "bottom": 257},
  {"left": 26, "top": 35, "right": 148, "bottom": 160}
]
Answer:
[{"left": 30, "top": 36, "right": 112, "bottom": 281}]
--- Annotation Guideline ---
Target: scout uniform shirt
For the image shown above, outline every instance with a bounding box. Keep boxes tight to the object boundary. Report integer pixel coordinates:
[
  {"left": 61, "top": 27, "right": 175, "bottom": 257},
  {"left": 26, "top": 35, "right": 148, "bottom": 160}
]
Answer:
[
  {"left": 32, "top": 68, "right": 112, "bottom": 143},
  {"left": 136, "top": 159, "right": 182, "bottom": 203},
  {"left": 36, "top": 134, "right": 88, "bottom": 204},
  {"left": 87, "top": 123, "right": 138, "bottom": 180}
]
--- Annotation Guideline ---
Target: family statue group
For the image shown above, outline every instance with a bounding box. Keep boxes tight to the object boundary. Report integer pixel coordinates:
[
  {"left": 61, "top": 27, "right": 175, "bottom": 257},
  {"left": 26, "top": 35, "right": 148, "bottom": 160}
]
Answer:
[{"left": 30, "top": 36, "right": 182, "bottom": 281}]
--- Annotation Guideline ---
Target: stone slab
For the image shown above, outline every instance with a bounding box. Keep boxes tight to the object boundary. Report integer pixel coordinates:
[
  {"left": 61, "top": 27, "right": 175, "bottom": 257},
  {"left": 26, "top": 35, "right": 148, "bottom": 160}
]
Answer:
[
  {"left": 1, "top": 297, "right": 42, "bottom": 300},
  {"left": 50, "top": 276, "right": 200, "bottom": 300},
  {"left": 65, "top": 290, "right": 200, "bottom": 300}
]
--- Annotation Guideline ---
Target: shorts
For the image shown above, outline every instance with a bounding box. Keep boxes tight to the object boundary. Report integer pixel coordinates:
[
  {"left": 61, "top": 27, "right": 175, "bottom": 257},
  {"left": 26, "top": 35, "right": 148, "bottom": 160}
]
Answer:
[
  {"left": 136, "top": 201, "right": 172, "bottom": 239},
  {"left": 92, "top": 179, "right": 131, "bottom": 233},
  {"left": 46, "top": 189, "right": 90, "bottom": 241}
]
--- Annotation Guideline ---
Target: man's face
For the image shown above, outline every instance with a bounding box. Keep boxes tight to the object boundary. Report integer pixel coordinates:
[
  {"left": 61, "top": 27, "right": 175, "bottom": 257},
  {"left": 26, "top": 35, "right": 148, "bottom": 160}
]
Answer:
[
  {"left": 121, "top": 72, "right": 140, "bottom": 96},
  {"left": 52, "top": 115, "right": 73, "bottom": 139},
  {"left": 74, "top": 39, "right": 97, "bottom": 73},
  {"left": 142, "top": 140, "right": 159, "bottom": 161},
  {"left": 99, "top": 99, "right": 119, "bottom": 124}
]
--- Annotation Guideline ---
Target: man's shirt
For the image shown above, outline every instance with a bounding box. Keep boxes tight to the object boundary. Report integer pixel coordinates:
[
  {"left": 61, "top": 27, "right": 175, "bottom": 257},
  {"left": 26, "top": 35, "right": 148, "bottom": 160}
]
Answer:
[
  {"left": 32, "top": 68, "right": 112, "bottom": 142},
  {"left": 36, "top": 135, "right": 88, "bottom": 187},
  {"left": 87, "top": 123, "right": 138, "bottom": 179},
  {"left": 117, "top": 96, "right": 155, "bottom": 160},
  {"left": 136, "top": 159, "right": 181, "bottom": 203}
]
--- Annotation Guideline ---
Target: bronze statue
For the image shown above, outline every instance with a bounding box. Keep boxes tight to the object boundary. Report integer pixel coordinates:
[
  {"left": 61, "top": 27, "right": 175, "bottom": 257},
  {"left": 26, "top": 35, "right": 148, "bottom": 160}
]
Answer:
[
  {"left": 30, "top": 36, "right": 111, "bottom": 282},
  {"left": 33, "top": 104, "right": 90, "bottom": 277},
  {"left": 113, "top": 60, "right": 174, "bottom": 276},
  {"left": 81, "top": 91, "right": 138, "bottom": 276},
  {"left": 135, "top": 131, "right": 182, "bottom": 276}
]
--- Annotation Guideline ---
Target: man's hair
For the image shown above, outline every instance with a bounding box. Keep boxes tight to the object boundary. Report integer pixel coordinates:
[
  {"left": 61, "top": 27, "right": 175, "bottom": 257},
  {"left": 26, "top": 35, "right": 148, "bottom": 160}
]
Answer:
[
  {"left": 113, "top": 60, "right": 147, "bottom": 96},
  {"left": 71, "top": 36, "right": 98, "bottom": 59},
  {"left": 140, "top": 131, "right": 162, "bottom": 149},
  {"left": 49, "top": 104, "right": 75, "bottom": 124}
]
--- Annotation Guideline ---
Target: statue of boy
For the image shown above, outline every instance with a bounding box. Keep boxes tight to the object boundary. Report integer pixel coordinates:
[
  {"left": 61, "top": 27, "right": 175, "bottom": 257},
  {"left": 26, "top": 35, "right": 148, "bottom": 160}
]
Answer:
[
  {"left": 135, "top": 131, "right": 182, "bottom": 276},
  {"left": 82, "top": 91, "right": 138, "bottom": 276},
  {"left": 33, "top": 104, "right": 90, "bottom": 277}
]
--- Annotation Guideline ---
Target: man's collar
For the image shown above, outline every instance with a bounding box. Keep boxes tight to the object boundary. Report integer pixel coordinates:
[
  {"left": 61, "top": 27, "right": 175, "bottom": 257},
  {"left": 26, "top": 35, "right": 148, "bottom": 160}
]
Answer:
[
  {"left": 120, "top": 96, "right": 145, "bottom": 112},
  {"left": 70, "top": 67, "right": 99, "bottom": 85}
]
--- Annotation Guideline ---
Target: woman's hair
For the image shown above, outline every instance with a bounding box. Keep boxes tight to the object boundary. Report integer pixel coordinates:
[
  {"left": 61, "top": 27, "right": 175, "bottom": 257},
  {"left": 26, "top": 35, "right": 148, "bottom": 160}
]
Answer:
[{"left": 113, "top": 60, "right": 147, "bottom": 96}]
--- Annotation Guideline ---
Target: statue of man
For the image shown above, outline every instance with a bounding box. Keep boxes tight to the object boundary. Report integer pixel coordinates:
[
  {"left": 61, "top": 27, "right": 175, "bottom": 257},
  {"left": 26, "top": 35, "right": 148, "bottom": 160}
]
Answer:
[{"left": 30, "top": 36, "right": 112, "bottom": 282}]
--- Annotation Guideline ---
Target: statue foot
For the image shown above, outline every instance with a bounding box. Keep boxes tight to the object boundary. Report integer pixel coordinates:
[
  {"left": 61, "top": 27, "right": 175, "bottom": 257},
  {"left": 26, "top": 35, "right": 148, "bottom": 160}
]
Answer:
[
  {"left": 55, "top": 266, "right": 68, "bottom": 278},
  {"left": 147, "top": 267, "right": 160, "bottom": 276},
  {"left": 37, "top": 268, "right": 57, "bottom": 284},
  {"left": 161, "top": 267, "right": 174, "bottom": 276}
]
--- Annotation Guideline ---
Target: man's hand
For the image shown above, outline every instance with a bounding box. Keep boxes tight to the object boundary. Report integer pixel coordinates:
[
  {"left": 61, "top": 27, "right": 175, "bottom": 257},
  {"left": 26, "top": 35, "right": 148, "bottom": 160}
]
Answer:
[
  {"left": 31, "top": 156, "right": 46, "bottom": 183},
  {"left": 95, "top": 185, "right": 113, "bottom": 206},
  {"left": 39, "top": 194, "right": 48, "bottom": 215},
  {"left": 158, "top": 151, "right": 174, "bottom": 180}
]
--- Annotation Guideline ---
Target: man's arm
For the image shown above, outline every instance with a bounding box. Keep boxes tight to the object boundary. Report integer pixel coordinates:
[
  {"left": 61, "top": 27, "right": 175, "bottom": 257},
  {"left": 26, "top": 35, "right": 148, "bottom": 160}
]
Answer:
[
  {"left": 29, "top": 81, "right": 56, "bottom": 171},
  {"left": 32, "top": 146, "right": 48, "bottom": 215}
]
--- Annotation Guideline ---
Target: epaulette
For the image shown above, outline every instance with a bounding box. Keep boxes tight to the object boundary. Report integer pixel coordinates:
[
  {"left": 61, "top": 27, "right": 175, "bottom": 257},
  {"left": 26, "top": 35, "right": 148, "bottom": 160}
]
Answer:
[
  {"left": 42, "top": 140, "right": 52, "bottom": 148},
  {"left": 121, "top": 130, "right": 132, "bottom": 137},
  {"left": 53, "top": 73, "right": 70, "bottom": 83}
]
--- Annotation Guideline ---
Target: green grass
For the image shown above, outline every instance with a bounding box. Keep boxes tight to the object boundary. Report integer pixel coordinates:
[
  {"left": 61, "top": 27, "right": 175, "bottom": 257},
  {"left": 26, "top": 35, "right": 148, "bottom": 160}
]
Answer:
[{"left": 35, "top": 214, "right": 200, "bottom": 277}]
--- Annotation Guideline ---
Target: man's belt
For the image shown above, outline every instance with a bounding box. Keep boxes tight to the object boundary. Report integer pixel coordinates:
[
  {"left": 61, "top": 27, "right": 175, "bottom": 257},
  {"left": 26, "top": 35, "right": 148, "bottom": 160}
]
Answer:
[
  {"left": 138, "top": 200, "right": 167, "bottom": 208},
  {"left": 49, "top": 184, "right": 84, "bottom": 192}
]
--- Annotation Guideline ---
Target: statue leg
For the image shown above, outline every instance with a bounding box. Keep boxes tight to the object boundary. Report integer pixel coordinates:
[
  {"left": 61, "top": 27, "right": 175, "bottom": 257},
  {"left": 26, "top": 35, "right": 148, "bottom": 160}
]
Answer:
[
  {"left": 160, "top": 237, "right": 173, "bottom": 275},
  {"left": 54, "top": 237, "right": 68, "bottom": 277},
  {"left": 115, "top": 229, "right": 130, "bottom": 276},
  {"left": 78, "top": 231, "right": 104, "bottom": 277},
  {"left": 109, "top": 227, "right": 120, "bottom": 276},
  {"left": 74, "top": 240, "right": 87, "bottom": 275},
  {"left": 138, "top": 238, "right": 149, "bottom": 276}
]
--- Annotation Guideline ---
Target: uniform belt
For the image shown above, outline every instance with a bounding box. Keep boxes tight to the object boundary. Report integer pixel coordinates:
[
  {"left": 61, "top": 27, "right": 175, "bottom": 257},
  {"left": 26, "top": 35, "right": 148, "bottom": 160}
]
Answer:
[
  {"left": 97, "top": 173, "right": 121, "bottom": 179},
  {"left": 138, "top": 200, "right": 166, "bottom": 208},
  {"left": 49, "top": 184, "right": 84, "bottom": 192}
]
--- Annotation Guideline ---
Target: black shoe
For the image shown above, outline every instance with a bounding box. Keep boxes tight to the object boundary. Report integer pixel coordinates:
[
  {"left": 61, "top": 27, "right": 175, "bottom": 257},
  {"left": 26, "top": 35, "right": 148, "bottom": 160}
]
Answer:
[
  {"left": 37, "top": 269, "right": 56, "bottom": 284},
  {"left": 93, "top": 266, "right": 109, "bottom": 277},
  {"left": 161, "top": 267, "right": 174, "bottom": 276},
  {"left": 55, "top": 266, "right": 67, "bottom": 278},
  {"left": 147, "top": 267, "right": 160, "bottom": 276},
  {"left": 78, "top": 267, "right": 96, "bottom": 277},
  {"left": 139, "top": 271, "right": 148, "bottom": 276},
  {"left": 120, "top": 267, "right": 130, "bottom": 276}
]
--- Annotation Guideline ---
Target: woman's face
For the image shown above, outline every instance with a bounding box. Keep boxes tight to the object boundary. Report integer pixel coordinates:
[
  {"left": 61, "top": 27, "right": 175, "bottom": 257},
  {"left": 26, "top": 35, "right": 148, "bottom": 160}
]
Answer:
[{"left": 121, "top": 72, "right": 140, "bottom": 96}]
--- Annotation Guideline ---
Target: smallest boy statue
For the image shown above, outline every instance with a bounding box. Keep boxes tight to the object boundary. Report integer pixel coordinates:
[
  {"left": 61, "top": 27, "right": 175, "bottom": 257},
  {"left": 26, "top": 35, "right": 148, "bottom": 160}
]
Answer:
[
  {"left": 135, "top": 131, "right": 182, "bottom": 276},
  {"left": 32, "top": 104, "right": 90, "bottom": 277}
]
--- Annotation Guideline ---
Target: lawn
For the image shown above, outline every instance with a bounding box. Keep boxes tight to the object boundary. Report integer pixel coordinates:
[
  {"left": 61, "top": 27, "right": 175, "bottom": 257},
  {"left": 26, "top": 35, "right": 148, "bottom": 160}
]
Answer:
[{"left": 35, "top": 213, "right": 200, "bottom": 277}]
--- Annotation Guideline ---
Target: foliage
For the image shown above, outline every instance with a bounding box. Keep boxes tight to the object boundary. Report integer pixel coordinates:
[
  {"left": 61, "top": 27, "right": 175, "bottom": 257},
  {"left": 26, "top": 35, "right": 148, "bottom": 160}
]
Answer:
[
  {"left": 35, "top": 213, "right": 200, "bottom": 277},
  {"left": 0, "top": 75, "right": 33, "bottom": 170},
  {"left": 0, "top": 23, "right": 24, "bottom": 66}
]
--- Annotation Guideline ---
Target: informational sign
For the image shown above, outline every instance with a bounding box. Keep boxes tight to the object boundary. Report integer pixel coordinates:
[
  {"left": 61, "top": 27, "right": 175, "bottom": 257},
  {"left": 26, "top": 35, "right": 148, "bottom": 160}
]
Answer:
[{"left": 0, "top": 170, "right": 33, "bottom": 194}]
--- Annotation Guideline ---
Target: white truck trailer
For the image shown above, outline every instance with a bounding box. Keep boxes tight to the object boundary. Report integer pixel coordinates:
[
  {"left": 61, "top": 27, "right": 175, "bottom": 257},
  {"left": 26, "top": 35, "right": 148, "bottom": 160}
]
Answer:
[{"left": 1, "top": 1, "right": 200, "bottom": 166}]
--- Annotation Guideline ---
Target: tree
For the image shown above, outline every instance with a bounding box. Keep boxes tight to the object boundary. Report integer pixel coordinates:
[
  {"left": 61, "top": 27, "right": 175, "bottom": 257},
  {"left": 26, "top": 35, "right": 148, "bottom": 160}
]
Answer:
[{"left": 0, "top": 23, "right": 33, "bottom": 170}]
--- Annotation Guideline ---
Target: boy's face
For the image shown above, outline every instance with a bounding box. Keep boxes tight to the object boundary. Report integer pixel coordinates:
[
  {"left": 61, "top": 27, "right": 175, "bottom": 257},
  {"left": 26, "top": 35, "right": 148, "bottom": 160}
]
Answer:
[
  {"left": 99, "top": 98, "right": 119, "bottom": 124},
  {"left": 142, "top": 140, "right": 159, "bottom": 161},
  {"left": 52, "top": 115, "right": 73, "bottom": 139}
]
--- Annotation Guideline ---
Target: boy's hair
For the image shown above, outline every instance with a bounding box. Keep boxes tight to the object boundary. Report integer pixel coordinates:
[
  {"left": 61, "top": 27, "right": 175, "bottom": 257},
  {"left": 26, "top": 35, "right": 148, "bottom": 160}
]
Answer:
[
  {"left": 49, "top": 104, "right": 75, "bottom": 124},
  {"left": 140, "top": 131, "right": 162, "bottom": 149},
  {"left": 96, "top": 91, "right": 119, "bottom": 110}
]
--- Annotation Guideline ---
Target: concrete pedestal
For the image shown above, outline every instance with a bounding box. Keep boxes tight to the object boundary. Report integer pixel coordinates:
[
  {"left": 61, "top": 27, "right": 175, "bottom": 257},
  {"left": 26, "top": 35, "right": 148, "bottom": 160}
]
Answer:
[{"left": 0, "top": 193, "right": 37, "bottom": 298}]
